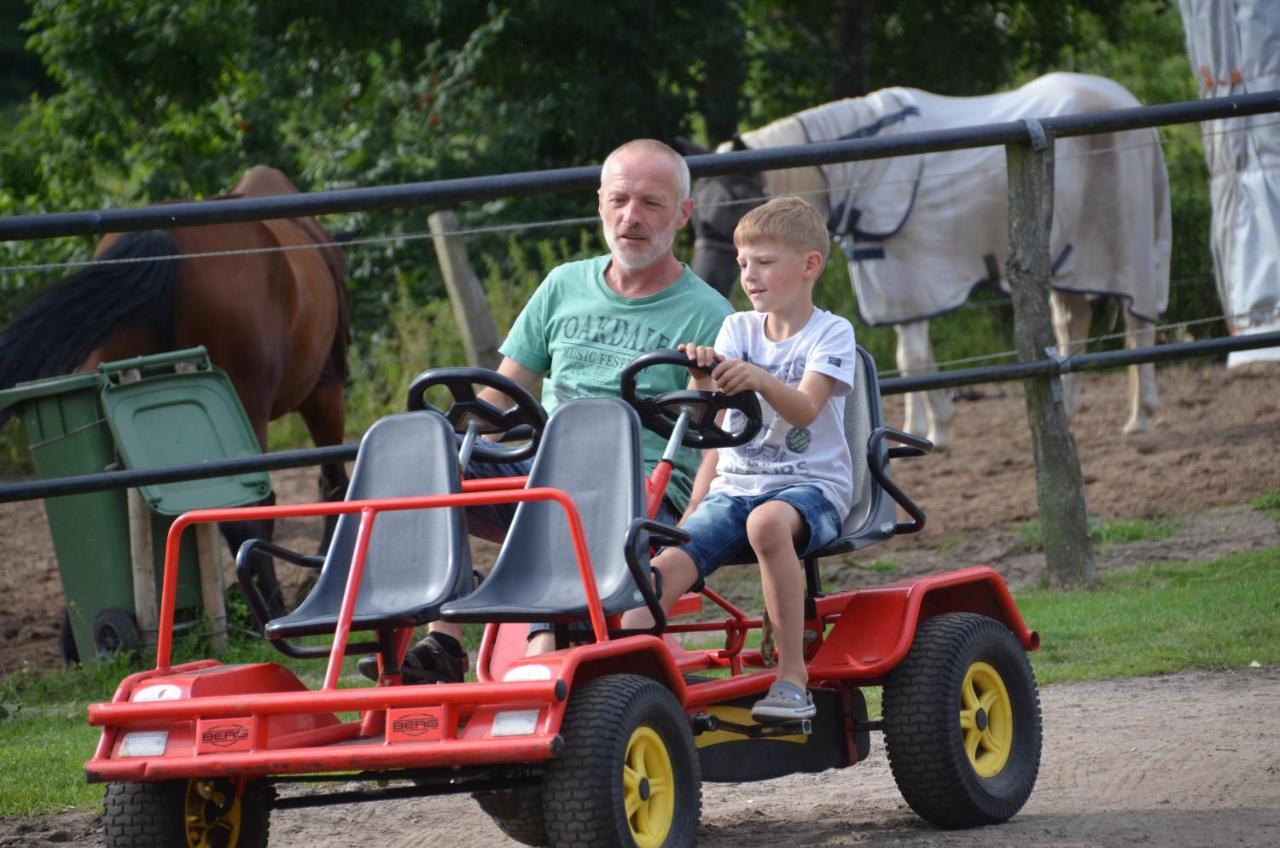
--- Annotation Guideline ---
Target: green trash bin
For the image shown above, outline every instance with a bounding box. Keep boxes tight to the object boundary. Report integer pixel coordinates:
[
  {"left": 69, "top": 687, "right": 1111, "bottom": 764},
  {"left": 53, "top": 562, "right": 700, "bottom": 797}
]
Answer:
[{"left": 0, "top": 347, "right": 271, "bottom": 663}]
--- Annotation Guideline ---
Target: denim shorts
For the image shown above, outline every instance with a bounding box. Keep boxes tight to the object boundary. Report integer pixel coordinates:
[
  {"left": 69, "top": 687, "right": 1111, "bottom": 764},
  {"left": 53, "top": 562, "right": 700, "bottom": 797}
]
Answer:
[{"left": 678, "top": 485, "right": 843, "bottom": 579}]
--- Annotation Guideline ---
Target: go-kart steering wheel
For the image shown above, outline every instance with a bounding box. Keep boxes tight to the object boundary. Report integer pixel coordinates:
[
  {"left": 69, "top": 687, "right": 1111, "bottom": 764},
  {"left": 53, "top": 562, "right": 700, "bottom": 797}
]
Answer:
[
  {"left": 406, "top": 367, "right": 547, "bottom": 462},
  {"left": 620, "top": 350, "right": 762, "bottom": 449}
]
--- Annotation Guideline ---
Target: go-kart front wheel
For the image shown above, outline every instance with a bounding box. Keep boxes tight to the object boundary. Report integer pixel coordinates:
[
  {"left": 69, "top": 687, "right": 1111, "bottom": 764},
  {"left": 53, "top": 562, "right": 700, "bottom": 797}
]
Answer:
[
  {"left": 103, "top": 778, "right": 271, "bottom": 848},
  {"left": 883, "top": 612, "right": 1041, "bottom": 828},
  {"left": 543, "top": 674, "right": 700, "bottom": 848},
  {"left": 473, "top": 785, "right": 548, "bottom": 847}
]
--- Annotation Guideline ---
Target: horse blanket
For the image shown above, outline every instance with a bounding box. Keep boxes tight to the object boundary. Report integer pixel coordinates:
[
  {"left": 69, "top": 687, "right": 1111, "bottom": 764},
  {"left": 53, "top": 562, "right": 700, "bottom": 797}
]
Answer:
[
  {"left": 739, "top": 72, "right": 1172, "bottom": 326},
  {"left": 1179, "top": 0, "right": 1280, "bottom": 357}
]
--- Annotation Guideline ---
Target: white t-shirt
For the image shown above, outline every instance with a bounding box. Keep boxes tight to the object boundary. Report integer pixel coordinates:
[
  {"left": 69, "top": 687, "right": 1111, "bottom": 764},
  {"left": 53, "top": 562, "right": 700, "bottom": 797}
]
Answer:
[{"left": 709, "top": 308, "right": 857, "bottom": 517}]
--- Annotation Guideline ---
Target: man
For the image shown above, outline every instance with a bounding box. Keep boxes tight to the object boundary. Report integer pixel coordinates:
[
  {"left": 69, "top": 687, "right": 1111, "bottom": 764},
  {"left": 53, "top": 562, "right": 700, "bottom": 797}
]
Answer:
[{"left": 360, "top": 139, "right": 732, "bottom": 682}]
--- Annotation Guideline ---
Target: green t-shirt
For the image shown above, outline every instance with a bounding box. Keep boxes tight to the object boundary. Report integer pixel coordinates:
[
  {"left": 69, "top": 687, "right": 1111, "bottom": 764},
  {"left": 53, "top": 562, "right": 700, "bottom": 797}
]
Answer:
[{"left": 501, "top": 255, "right": 733, "bottom": 511}]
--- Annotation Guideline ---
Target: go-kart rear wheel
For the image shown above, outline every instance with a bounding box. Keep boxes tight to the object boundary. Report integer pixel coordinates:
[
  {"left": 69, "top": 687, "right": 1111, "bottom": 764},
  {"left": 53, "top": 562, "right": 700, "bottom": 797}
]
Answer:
[
  {"left": 882, "top": 612, "right": 1041, "bottom": 828},
  {"left": 473, "top": 786, "right": 548, "bottom": 846},
  {"left": 103, "top": 778, "right": 271, "bottom": 848},
  {"left": 543, "top": 674, "right": 700, "bottom": 848}
]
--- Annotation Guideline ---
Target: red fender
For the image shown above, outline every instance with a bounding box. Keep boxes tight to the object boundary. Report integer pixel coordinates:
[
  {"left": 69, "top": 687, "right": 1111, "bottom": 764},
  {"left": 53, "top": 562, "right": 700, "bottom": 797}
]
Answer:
[{"left": 808, "top": 566, "right": 1038, "bottom": 682}]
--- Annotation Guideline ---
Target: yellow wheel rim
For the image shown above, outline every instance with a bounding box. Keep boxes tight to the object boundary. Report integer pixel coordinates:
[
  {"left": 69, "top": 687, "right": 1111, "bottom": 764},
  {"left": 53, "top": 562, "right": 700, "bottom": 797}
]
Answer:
[
  {"left": 622, "top": 726, "right": 676, "bottom": 848},
  {"left": 183, "top": 779, "right": 243, "bottom": 848},
  {"left": 959, "top": 661, "right": 1014, "bottom": 778}
]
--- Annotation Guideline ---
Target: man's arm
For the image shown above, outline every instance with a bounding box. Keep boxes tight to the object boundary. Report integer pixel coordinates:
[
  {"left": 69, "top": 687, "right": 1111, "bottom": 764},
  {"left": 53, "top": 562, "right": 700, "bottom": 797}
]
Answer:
[{"left": 476, "top": 356, "right": 542, "bottom": 407}]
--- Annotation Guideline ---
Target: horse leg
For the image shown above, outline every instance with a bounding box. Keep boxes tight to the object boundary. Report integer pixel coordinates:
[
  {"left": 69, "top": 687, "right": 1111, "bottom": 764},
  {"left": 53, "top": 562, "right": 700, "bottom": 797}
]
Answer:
[
  {"left": 298, "top": 379, "right": 349, "bottom": 552},
  {"left": 895, "top": 320, "right": 953, "bottom": 450},
  {"left": 1050, "top": 291, "right": 1093, "bottom": 418},
  {"left": 1123, "top": 311, "right": 1158, "bottom": 434},
  {"left": 219, "top": 396, "right": 285, "bottom": 619}
]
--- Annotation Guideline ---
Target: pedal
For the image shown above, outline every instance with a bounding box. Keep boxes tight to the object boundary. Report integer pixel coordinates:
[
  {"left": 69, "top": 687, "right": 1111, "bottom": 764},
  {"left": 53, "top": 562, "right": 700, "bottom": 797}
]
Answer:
[{"left": 691, "top": 712, "right": 812, "bottom": 738}]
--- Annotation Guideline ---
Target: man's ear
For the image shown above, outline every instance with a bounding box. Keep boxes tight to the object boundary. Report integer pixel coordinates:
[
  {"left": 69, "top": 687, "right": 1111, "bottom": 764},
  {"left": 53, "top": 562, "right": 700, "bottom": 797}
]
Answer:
[{"left": 678, "top": 196, "right": 695, "bottom": 229}]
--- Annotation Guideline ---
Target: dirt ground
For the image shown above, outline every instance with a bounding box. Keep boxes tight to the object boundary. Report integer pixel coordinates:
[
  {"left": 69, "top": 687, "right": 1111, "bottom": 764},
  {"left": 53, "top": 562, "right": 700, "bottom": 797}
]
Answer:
[
  {"left": 6, "top": 666, "right": 1279, "bottom": 847},
  {"left": 1, "top": 359, "right": 1279, "bottom": 845}
]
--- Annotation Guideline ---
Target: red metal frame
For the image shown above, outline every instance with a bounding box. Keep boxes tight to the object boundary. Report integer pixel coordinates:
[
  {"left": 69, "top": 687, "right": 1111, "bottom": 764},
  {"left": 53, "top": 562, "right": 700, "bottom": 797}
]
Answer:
[{"left": 87, "top": 450, "right": 1037, "bottom": 789}]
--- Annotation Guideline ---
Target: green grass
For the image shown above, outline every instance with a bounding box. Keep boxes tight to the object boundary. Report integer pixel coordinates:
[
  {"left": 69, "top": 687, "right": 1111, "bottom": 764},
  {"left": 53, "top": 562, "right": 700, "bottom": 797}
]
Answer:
[
  {"left": 1015, "top": 512, "right": 1183, "bottom": 553},
  {"left": 1019, "top": 548, "right": 1280, "bottom": 685},
  {"left": 1253, "top": 490, "right": 1280, "bottom": 521},
  {"left": 2, "top": 547, "right": 1277, "bottom": 817}
]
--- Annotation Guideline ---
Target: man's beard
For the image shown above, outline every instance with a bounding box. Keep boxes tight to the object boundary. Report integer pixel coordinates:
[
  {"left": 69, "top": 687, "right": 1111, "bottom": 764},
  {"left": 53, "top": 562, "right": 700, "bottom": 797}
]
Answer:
[{"left": 603, "top": 217, "right": 679, "bottom": 271}]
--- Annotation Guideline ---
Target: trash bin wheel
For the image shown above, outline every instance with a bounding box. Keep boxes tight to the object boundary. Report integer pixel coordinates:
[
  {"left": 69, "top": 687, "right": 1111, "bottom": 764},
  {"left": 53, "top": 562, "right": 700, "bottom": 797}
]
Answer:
[
  {"left": 103, "top": 778, "right": 271, "bottom": 848},
  {"left": 59, "top": 610, "right": 80, "bottom": 665},
  {"left": 93, "top": 608, "right": 141, "bottom": 657}
]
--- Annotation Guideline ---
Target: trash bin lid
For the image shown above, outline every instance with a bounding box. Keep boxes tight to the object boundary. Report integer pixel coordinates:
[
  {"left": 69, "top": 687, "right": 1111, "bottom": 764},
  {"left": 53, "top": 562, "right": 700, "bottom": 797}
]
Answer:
[
  {"left": 100, "top": 352, "right": 272, "bottom": 516},
  {"left": 0, "top": 372, "right": 101, "bottom": 415}
]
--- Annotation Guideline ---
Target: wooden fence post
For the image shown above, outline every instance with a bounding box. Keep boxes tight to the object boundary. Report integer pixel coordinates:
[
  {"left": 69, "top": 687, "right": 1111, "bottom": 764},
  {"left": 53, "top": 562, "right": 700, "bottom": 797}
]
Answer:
[
  {"left": 428, "top": 210, "right": 501, "bottom": 369},
  {"left": 1005, "top": 126, "right": 1098, "bottom": 587}
]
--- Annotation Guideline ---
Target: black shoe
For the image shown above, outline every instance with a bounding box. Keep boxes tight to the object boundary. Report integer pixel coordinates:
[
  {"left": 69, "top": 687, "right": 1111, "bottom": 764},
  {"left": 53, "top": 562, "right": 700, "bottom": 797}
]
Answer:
[{"left": 357, "top": 634, "right": 468, "bottom": 684}]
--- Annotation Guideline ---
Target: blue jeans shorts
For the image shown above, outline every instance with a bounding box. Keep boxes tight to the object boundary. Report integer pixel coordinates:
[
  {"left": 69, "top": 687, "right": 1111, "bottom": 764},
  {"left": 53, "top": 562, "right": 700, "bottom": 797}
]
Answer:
[{"left": 678, "top": 485, "right": 843, "bottom": 579}]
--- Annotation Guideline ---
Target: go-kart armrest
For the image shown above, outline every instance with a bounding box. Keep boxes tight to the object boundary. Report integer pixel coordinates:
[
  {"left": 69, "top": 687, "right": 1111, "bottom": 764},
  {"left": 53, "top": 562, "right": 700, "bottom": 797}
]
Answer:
[
  {"left": 867, "top": 426, "right": 933, "bottom": 535},
  {"left": 234, "top": 539, "right": 379, "bottom": 660},
  {"left": 615, "top": 518, "right": 692, "bottom": 638}
]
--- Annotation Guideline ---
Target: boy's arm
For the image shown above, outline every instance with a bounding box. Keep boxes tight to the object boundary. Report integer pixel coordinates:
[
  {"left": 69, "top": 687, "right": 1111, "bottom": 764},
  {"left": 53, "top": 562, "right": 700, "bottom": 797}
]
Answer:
[
  {"left": 682, "top": 448, "right": 719, "bottom": 521},
  {"left": 677, "top": 342, "right": 719, "bottom": 391},
  {"left": 711, "top": 360, "right": 837, "bottom": 428}
]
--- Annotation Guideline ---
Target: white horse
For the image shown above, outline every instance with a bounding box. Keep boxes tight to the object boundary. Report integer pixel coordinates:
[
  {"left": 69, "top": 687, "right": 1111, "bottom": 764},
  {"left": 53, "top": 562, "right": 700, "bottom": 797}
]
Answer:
[{"left": 683, "top": 72, "right": 1171, "bottom": 448}]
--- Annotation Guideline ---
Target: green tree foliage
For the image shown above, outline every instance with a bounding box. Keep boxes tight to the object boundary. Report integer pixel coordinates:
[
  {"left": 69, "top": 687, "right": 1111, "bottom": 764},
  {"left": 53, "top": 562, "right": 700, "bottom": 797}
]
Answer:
[{"left": 0, "top": 1, "right": 1217, "bottom": 358}]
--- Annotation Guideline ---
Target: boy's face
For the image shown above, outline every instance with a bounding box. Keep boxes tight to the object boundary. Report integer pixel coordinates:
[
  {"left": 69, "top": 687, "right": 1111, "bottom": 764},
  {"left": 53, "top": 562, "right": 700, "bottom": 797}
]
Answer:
[{"left": 735, "top": 239, "right": 824, "bottom": 314}]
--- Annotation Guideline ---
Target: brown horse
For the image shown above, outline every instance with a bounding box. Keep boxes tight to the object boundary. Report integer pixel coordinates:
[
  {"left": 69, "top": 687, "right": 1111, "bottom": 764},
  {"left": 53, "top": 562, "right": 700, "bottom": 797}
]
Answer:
[{"left": 0, "top": 166, "right": 352, "bottom": 615}]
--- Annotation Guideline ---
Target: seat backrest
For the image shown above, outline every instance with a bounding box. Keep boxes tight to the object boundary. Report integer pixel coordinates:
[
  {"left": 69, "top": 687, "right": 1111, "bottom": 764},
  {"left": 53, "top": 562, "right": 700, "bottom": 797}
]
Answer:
[
  {"left": 441, "top": 397, "right": 648, "bottom": 622},
  {"left": 265, "top": 410, "right": 472, "bottom": 637},
  {"left": 841, "top": 346, "right": 877, "bottom": 534}
]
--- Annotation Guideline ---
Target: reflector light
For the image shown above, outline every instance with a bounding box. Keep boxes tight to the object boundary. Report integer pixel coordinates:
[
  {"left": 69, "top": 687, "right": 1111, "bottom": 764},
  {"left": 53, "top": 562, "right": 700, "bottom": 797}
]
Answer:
[
  {"left": 491, "top": 710, "right": 540, "bottom": 737},
  {"left": 119, "top": 731, "right": 168, "bottom": 757},
  {"left": 502, "top": 664, "right": 552, "bottom": 682},
  {"left": 131, "top": 684, "right": 181, "bottom": 702}
]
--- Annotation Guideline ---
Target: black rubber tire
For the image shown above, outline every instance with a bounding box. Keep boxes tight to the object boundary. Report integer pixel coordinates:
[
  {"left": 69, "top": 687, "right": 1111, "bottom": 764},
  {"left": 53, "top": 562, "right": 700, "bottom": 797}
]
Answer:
[
  {"left": 103, "top": 778, "right": 272, "bottom": 848},
  {"left": 473, "top": 786, "right": 549, "bottom": 846},
  {"left": 882, "top": 612, "right": 1042, "bottom": 828},
  {"left": 59, "top": 609, "right": 79, "bottom": 665},
  {"left": 93, "top": 608, "right": 141, "bottom": 658},
  {"left": 543, "top": 674, "right": 701, "bottom": 847}
]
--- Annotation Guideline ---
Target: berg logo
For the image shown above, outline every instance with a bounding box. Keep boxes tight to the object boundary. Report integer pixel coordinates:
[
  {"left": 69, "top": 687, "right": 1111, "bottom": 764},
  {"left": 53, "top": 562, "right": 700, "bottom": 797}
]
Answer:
[
  {"left": 392, "top": 713, "right": 441, "bottom": 737},
  {"left": 201, "top": 724, "right": 250, "bottom": 748}
]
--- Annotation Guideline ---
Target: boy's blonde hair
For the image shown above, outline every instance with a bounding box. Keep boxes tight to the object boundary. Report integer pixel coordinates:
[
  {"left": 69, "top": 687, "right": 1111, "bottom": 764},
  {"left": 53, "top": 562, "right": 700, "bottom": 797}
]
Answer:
[{"left": 733, "top": 195, "right": 830, "bottom": 262}]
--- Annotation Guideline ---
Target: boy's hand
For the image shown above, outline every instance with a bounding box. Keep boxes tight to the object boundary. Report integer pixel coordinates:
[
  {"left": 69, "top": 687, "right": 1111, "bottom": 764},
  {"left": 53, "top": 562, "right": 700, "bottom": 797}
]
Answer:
[
  {"left": 677, "top": 342, "right": 721, "bottom": 375},
  {"left": 710, "top": 358, "right": 770, "bottom": 395}
]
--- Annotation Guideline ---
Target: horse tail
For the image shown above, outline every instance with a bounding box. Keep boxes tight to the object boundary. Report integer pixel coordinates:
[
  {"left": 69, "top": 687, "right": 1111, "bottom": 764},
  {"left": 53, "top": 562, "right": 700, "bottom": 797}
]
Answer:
[
  {"left": 318, "top": 230, "right": 352, "bottom": 384},
  {"left": 0, "top": 230, "right": 181, "bottom": 395}
]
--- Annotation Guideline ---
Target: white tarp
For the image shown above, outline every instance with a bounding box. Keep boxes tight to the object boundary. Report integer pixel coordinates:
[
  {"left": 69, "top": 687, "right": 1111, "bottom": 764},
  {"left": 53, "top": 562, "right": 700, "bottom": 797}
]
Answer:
[
  {"left": 1178, "top": 0, "right": 1280, "bottom": 365},
  {"left": 740, "top": 73, "right": 1172, "bottom": 328}
]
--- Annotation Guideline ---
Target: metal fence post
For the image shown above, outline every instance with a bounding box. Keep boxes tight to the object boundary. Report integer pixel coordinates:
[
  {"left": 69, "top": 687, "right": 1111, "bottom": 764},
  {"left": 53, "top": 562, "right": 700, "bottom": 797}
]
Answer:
[{"left": 1005, "top": 124, "right": 1098, "bottom": 587}]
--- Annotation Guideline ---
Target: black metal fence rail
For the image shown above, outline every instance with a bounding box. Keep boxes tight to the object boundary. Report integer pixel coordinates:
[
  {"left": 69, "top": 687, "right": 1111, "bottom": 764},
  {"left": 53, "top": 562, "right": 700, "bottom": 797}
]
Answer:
[
  {"left": 1, "top": 90, "right": 1278, "bottom": 242},
  {"left": 3, "top": 330, "right": 1277, "bottom": 506}
]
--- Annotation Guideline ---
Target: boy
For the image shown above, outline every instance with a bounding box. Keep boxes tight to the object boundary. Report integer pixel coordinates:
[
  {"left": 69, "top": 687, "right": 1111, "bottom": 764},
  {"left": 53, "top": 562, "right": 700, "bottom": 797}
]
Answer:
[{"left": 620, "top": 195, "right": 856, "bottom": 722}]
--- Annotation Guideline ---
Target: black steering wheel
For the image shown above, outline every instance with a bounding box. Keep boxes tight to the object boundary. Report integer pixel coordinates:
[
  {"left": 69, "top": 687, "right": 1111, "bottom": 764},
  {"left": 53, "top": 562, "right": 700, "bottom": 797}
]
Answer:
[
  {"left": 406, "top": 367, "right": 547, "bottom": 462},
  {"left": 620, "top": 350, "right": 763, "bottom": 449}
]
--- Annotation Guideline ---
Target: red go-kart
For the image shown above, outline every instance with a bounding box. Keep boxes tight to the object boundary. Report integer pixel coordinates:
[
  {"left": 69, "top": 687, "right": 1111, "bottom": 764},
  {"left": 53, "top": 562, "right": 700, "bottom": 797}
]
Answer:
[{"left": 86, "top": 346, "right": 1041, "bottom": 848}]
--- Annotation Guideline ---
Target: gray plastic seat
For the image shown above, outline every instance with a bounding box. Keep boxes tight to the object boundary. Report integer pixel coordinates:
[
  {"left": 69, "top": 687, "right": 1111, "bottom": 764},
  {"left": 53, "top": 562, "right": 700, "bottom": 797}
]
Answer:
[
  {"left": 265, "top": 410, "right": 473, "bottom": 638},
  {"left": 441, "top": 397, "right": 650, "bottom": 623}
]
